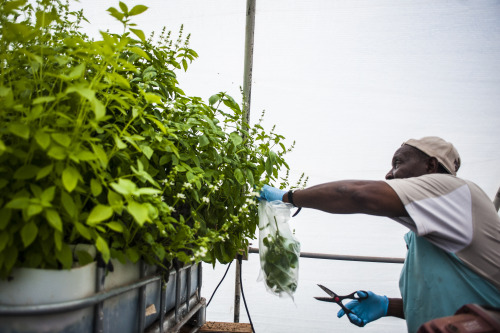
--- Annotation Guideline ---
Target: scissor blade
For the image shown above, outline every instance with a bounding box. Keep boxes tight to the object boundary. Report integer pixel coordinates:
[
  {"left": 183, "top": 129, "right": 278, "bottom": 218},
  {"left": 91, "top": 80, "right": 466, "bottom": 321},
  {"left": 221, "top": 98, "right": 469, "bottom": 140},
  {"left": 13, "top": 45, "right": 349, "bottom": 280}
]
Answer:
[
  {"left": 317, "top": 284, "right": 336, "bottom": 298},
  {"left": 314, "top": 296, "right": 336, "bottom": 302}
]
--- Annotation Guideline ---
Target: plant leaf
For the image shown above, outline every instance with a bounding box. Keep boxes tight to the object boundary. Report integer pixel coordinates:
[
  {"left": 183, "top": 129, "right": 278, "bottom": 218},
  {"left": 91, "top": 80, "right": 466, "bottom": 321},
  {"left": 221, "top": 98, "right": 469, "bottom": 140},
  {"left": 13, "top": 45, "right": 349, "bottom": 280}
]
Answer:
[
  {"left": 35, "top": 10, "right": 56, "bottom": 28},
  {"left": 56, "top": 243, "right": 72, "bottom": 268},
  {"left": 106, "top": 221, "right": 124, "bottom": 232},
  {"left": 61, "top": 63, "right": 85, "bottom": 80},
  {"left": 107, "top": 190, "right": 124, "bottom": 213},
  {"left": 0, "top": 209, "right": 12, "bottom": 230},
  {"left": 51, "top": 133, "right": 71, "bottom": 147},
  {"left": 96, "top": 236, "right": 110, "bottom": 262},
  {"left": 130, "top": 29, "right": 146, "bottom": 42},
  {"left": 208, "top": 94, "right": 220, "bottom": 105},
  {"left": 75, "top": 223, "right": 91, "bottom": 240},
  {"left": 234, "top": 168, "right": 245, "bottom": 185},
  {"left": 0, "top": 232, "right": 9, "bottom": 252},
  {"left": 87, "top": 205, "right": 113, "bottom": 225},
  {"left": 26, "top": 203, "right": 43, "bottom": 218},
  {"left": 107, "top": 7, "right": 124, "bottom": 21},
  {"left": 40, "top": 186, "right": 56, "bottom": 205},
  {"left": 129, "top": 5, "right": 148, "bottom": 16},
  {"left": 6, "top": 197, "right": 30, "bottom": 209},
  {"left": 90, "top": 178, "right": 102, "bottom": 197},
  {"left": 127, "top": 201, "right": 149, "bottom": 226},
  {"left": 14, "top": 165, "right": 39, "bottom": 180},
  {"left": 47, "top": 146, "right": 66, "bottom": 160},
  {"left": 198, "top": 135, "right": 209, "bottom": 147},
  {"left": 91, "top": 144, "right": 108, "bottom": 168},
  {"left": 36, "top": 164, "right": 53, "bottom": 180},
  {"left": 32, "top": 96, "right": 55, "bottom": 104},
  {"left": 54, "top": 230, "right": 62, "bottom": 250},
  {"left": 62, "top": 166, "right": 80, "bottom": 192},
  {"left": 76, "top": 250, "right": 94, "bottom": 266},
  {"left": 126, "top": 247, "right": 140, "bottom": 263},
  {"left": 118, "top": 2, "right": 128, "bottom": 14},
  {"left": 45, "top": 209, "right": 63, "bottom": 232},
  {"left": 8, "top": 123, "right": 30, "bottom": 139},
  {"left": 21, "top": 222, "right": 38, "bottom": 247},
  {"left": 61, "top": 191, "right": 77, "bottom": 218},
  {"left": 229, "top": 132, "right": 243, "bottom": 146},
  {"left": 110, "top": 179, "right": 137, "bottom": 196}
]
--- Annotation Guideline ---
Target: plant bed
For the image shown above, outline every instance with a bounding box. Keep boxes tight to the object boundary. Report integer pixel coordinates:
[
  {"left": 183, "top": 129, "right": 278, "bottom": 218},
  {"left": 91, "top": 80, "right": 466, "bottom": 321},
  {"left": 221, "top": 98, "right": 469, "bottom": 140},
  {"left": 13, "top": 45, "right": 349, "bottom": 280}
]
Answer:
[
  {"left": 0, "top": 260, "right": 204, "bottom": 333},
  {"left": 0, "top": 0, "right": 296, "bottom": 282}
]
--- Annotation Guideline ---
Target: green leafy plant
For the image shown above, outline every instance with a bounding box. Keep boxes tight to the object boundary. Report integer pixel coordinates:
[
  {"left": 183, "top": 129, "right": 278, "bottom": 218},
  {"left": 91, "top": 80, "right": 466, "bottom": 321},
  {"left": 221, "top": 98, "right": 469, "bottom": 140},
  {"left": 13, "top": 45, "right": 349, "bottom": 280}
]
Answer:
[
  {"left": 261, "top": 217, "right": 300, "bottom": 295},
  {"left": 0, "top": 0, "right": 298, "bottom": 278}
]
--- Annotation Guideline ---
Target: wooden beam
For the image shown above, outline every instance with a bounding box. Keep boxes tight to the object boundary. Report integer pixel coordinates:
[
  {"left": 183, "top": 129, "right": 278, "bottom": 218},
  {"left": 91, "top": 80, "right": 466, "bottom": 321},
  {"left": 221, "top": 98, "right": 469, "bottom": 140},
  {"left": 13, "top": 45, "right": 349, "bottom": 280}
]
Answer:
[{"left": 199, "top": 321, "right": 252, "bottom": 333}]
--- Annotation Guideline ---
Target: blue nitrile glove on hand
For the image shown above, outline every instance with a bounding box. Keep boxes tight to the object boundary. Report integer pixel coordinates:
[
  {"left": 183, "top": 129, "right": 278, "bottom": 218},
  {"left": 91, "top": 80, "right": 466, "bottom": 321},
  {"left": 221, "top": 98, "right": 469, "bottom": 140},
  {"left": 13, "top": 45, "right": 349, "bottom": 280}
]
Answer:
[
  {"left": 259, "top": 185, "right": 286, "bottom": 202},
  {"left": 337, "top": 291, "right": 389, "bottom": 327}
]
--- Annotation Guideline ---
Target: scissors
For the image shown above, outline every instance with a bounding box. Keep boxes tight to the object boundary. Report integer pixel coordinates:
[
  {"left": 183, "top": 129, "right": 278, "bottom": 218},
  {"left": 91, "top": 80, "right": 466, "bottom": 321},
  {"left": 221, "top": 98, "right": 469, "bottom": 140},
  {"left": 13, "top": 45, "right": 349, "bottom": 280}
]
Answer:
[{"left": 314, "top": 284, "right": 368, "bottom": 325}]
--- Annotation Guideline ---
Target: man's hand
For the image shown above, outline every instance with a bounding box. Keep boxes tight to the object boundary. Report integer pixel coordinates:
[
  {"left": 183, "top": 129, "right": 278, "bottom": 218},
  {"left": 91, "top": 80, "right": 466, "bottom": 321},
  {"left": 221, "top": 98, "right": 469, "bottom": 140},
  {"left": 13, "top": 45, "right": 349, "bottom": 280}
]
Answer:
[
  {"left": 259, "top": 185, "right": 286, "bottom": 202},
  {"left": 337, "top": 291, "right": 388, "bottom": 327}
]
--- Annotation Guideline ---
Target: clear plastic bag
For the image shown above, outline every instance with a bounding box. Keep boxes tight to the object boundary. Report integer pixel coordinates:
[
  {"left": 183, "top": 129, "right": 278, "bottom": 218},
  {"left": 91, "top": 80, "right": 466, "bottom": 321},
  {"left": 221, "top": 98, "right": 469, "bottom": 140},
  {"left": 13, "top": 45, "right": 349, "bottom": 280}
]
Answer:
[{"left": 258, "top": 200, "right": 301, "bottom": 298}]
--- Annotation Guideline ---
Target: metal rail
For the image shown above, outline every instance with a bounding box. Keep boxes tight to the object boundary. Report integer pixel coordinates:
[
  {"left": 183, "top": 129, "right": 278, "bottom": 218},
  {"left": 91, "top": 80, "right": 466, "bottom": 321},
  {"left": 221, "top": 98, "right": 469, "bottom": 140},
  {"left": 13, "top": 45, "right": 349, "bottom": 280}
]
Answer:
[{"left": 248, "top": 247, "right": 405, "bottom": 264}]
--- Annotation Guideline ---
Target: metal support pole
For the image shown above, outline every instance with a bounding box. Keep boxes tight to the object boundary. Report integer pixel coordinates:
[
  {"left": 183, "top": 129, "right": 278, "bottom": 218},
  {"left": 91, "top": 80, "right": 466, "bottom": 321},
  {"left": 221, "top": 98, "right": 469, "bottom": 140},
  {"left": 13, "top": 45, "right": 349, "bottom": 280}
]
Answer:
[
  {"left": 159, "top": 278, "right": 165, "bottom": 333},
  {"left": 138, "top": 261, "right": 147, "bottom": 333},
  {"left": 242, "top": 0, "right": 256, "bottom": 123},
  {"left": 175, "top": 266, "right": 181, "bottom": 324},
  {"left": 186, "top": 266, "right": 192, "bottom": 313},
  {"left": 233, "top": 258, "right": 242, "bottom": 323},
  {"left": 234, "top": 0, "right": 256, "bottom": 324},
  {"left": 93, "top": 264, "right": 105, "bottom": 333}
]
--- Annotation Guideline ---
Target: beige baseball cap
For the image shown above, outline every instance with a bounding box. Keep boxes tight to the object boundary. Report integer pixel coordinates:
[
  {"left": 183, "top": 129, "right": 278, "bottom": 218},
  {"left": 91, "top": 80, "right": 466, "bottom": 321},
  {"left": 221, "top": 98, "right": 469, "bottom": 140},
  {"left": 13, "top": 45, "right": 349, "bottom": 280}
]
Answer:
[{"left": 404, "top": 136, "right": 461, "bottom": 175}]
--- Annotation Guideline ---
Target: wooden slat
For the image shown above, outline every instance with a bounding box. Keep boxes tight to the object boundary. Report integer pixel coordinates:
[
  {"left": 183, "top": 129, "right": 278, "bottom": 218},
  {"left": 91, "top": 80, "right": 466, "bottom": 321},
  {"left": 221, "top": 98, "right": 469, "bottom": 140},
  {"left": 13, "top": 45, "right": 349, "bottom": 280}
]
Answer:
[{"left": 199, "top": 321, "right": 252, "bottom": 333}]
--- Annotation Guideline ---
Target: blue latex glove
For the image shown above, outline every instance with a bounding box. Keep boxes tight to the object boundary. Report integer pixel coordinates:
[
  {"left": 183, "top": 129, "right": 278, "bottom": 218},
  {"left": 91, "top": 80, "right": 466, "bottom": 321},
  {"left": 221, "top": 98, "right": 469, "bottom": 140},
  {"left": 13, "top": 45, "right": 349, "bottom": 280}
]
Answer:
[
  {"left": 337, "top": 291, "right": 388, "bottom": 327},
  {"left": 259, "top": 185, "right": 286, "bottom": 202}
]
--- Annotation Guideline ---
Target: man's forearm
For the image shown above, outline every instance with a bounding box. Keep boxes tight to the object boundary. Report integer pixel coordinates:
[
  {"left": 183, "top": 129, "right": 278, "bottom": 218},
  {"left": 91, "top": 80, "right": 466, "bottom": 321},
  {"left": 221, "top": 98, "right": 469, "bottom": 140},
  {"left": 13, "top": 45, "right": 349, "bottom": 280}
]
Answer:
[
  {"left": 283, "top": 180, "right": 408, "bottom": 217},
  {"left": 387, "top": 298, "right": 405, "bottom": 319}
]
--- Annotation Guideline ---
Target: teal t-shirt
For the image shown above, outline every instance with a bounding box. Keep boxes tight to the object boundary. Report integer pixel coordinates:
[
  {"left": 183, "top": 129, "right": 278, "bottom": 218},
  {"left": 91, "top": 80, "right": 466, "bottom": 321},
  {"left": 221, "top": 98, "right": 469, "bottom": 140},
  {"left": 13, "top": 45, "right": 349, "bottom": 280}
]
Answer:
[{"left": 400, "top": 231, "right": 500, "bottom": 333}]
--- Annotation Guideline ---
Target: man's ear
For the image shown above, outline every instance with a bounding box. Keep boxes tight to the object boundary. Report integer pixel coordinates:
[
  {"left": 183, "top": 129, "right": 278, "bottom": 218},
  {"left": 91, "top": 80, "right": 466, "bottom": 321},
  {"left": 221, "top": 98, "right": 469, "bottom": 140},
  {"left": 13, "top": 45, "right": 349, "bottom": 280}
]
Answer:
[{"left": 427, "top": 157, "right": 439, "bottom": 173}]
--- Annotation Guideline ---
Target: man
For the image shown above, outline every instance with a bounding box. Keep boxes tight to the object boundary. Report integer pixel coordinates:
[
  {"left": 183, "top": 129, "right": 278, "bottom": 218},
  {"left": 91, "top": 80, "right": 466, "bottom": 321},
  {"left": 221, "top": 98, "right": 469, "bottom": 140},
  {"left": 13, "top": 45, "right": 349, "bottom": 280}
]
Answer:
[{"left": 260, "top": 136, "right": 500, "bottom": 333}]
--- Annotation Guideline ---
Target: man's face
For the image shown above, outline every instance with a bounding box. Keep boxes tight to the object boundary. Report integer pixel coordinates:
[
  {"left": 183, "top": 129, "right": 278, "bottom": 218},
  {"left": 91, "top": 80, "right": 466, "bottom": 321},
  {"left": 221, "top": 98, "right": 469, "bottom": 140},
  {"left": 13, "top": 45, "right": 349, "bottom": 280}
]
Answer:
[{"left": 385, "top": 145, "right": 429, "bottom": 180}]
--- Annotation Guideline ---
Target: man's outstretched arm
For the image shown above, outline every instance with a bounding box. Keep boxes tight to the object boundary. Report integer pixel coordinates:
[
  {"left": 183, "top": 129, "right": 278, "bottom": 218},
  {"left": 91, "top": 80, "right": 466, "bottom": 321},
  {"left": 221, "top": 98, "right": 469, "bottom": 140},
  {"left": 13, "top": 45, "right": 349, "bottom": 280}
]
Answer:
[{"left": 282, "top": 180, "right": 408, "bottom": 217}]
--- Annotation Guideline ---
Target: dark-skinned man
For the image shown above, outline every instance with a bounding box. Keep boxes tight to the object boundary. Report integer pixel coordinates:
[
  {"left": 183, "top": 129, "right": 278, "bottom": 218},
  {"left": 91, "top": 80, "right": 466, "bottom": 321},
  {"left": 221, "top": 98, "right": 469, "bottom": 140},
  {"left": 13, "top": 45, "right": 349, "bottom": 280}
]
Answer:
[{"left": 260, "top": 136, "right": 500, "bottom": 333}]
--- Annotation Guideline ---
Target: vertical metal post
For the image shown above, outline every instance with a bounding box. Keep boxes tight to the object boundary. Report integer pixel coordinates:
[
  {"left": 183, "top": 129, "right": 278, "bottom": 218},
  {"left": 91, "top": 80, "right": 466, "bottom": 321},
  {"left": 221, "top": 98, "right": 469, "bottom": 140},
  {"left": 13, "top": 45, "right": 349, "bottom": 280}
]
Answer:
[
  {"left": 94, "top": 264, "right": 105, "bottom": 333},
  {"left": 235, "top": 0, "right": 256, "bottom": 324},
  {"left": 175, "top": 266, "right": 181, "bottom": 324},
  {"left": 186, "top": 266, "right": 192, "bottom": 313},
  {"left": 138, "top": 261, "right": 147, "bottom": 333},
  {"left": 242, "top": 0, "right": 256, "bottom": 123},
  {"left": 159, "top": 278, "right": 165, "bottom": 333},
  {"left": 233, "top": 259, "right": 242, "bottom": 323},
  {"left": 198, "top": 262, "right": 203, "bottom": 301}
]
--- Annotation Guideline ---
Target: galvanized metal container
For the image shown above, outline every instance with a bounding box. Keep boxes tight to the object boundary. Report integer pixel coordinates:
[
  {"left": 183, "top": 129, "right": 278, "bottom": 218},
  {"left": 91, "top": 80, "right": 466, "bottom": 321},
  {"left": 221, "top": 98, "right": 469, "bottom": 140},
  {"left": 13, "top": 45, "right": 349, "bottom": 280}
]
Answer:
[{"left": 0, "top": 261, "right": 205, "bottom": 333}]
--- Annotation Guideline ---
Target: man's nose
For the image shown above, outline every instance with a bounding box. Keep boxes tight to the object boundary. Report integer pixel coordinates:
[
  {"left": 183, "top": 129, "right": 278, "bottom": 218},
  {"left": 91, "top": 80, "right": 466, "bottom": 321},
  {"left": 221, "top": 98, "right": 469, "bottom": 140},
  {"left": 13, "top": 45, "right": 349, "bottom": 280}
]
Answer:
[{"left": 385, "top": 170, "right": 394, "bottom": 180}]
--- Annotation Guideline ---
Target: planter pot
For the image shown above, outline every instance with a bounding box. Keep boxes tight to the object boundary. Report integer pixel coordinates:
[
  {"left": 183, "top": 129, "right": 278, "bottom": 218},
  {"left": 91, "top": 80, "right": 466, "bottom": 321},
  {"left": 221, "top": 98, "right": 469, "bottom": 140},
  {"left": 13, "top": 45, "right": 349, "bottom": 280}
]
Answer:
[
  {"left": 0, "top": 262, "right": 97, "bottom": 333},
  {"left": 0, "top": 261, "right": 204, "bottom": 333}
]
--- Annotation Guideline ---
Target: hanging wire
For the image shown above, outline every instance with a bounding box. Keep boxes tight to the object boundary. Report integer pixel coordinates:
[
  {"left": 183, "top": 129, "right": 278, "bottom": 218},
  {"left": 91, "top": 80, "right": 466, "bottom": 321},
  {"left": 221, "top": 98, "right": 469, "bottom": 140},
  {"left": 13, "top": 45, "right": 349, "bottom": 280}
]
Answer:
[
  {"left": 238, "top": 255, "right": 255, "bottom": 333},
  {"left": 207, "top": 260, "right": 233, "bottom": 307}
]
